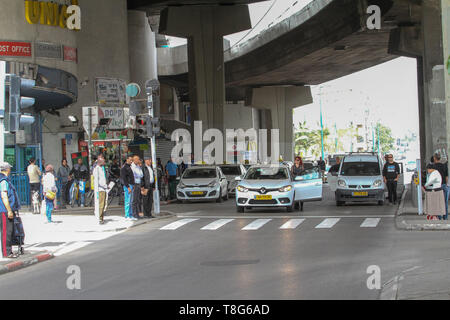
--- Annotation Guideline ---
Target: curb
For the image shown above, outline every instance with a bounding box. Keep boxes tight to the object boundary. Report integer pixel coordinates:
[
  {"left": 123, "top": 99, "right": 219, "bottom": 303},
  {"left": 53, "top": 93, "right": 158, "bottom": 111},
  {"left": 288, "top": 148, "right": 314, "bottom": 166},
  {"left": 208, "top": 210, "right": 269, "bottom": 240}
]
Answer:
[
  {"left": 395, "top": 187, "right": 450, "bottom": 231},
  {"left": 74, "top": 211, "right": 175, "bottom": 233},
  {"left": 0, "top": 252, "right": 54, "bottom": 275}
]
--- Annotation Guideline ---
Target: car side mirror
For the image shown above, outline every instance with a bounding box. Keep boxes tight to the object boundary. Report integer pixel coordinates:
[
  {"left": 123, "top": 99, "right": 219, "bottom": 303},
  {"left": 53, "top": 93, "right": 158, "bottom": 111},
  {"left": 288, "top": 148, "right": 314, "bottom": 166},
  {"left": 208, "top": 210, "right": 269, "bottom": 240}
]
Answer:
[{"left": 235, "top": 176, "right": 242, "bottom": 181}]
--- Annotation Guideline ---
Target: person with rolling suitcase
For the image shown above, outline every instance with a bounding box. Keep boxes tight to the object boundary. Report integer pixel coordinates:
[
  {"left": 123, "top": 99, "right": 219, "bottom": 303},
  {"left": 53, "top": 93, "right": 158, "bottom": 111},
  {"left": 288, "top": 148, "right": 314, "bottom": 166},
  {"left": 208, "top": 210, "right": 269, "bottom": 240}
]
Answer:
[
  {"left": 0, "top": 162, "right": 21, "bottom": 259},
  {"left": 11, "top": 213, "right": 25, "bottom": 255}
]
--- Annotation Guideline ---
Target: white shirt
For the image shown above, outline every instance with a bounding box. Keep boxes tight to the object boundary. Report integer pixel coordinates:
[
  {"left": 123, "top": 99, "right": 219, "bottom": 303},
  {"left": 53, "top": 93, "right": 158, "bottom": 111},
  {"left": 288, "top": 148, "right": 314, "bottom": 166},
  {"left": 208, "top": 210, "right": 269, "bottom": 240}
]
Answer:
[
  {"left": 27, "top": 164, "right": 41, "bottom": 183},
  {"left": 425, "top": 170, "right": 442, "bottom": 190},
  {"left": 93, "top": 165, "right": 108, "bottom": 192},
  {"left": 131, "top": 163, "right": 143, "bottom": 184},
  {"left": 42, "top": 173, "right": 56, "bottom": 193},
  {"left": 146, "top": 165, "right": 154, "bottom": 184}
]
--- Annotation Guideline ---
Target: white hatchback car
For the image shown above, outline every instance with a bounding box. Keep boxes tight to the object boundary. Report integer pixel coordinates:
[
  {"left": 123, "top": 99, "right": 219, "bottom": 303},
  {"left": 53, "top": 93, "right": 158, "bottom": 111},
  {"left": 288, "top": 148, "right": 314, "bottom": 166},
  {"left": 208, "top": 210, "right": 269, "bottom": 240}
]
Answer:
[{"left": 176, "top": 166, "right": 229, "bottom": 203}]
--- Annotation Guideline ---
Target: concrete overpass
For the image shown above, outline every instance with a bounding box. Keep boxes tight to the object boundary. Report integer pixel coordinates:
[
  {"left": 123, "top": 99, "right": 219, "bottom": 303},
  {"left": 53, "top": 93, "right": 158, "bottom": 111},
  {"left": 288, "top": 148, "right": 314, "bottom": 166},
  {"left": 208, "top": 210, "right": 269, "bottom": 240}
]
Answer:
[{"left": 132, "top": 0, "right": 447, "bottom": 163}]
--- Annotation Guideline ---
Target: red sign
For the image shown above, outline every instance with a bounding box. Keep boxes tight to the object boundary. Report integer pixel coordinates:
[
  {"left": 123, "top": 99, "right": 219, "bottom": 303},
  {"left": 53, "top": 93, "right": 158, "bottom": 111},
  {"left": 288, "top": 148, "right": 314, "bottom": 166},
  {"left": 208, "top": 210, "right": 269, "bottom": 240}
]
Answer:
[
  {"left": 63, "top": 46, "right": 77, "bottom": 62},
  {"left": 0, "top": 41, "right": 32, "bottom": 57}
]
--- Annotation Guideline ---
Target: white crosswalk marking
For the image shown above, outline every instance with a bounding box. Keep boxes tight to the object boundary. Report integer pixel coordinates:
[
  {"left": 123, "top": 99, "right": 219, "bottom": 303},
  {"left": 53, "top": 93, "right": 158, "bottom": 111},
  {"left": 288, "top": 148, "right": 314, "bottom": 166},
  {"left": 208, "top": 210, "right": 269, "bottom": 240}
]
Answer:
[
  {"left": 315, "top": 218, "right": 341, "bottom": 229},
  {"left": 242, "top": 219, "right": 272, "bottom": 230},
  {"left": 160, "top": 218, "right": 199, "bottom": 230},
  {"left": 201, "top": 219, "right": 235, "bottom": 230},
  {"left": 280, "top": 219, "right": 305, "bottom": 230},
  {"left": 53, "top": 241, "right": 92, "bottom": 257},
  {"left": 360, "top": 218, "right": 381, "bottom": 228}
]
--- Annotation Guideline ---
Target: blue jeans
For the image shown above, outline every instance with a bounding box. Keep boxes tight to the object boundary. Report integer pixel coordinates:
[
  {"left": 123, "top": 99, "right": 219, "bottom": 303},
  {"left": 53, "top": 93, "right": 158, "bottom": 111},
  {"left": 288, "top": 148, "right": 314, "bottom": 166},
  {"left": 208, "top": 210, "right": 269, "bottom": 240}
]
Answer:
[
  {"left": 45, "top": 198, "right": 54, "bottom": 222},
  {"left": 443, "top": 184, "right": 449, "bottom": 220},
  {"left": 74, "top": 180, "right": 85, "bottom": 206},
  {"left": 123, "top": 185, "right": 133, "bottom": 218}
]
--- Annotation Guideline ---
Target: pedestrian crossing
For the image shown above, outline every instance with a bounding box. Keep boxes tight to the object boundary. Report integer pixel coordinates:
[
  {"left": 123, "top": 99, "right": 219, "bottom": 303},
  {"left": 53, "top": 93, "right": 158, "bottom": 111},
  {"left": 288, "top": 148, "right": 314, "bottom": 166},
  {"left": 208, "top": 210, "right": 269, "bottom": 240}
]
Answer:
[
  {"left": 158, "top": 217, "right": 388, "bottom": 231},
  {"left": 23, "top": 240, "right": 94, "bottom": 257}
]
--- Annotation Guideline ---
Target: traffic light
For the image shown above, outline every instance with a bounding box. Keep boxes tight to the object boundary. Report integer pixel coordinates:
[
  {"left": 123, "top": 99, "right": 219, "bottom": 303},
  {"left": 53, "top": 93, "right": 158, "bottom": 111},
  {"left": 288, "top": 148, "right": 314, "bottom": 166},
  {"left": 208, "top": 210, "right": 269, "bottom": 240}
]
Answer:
[
  {"left": 6, "top": 74, "right": 36, "bottom": 132},
  {"left": 150, "top": 117, "right": 160, "bottom": 136},
  {"left": 136, "top": 114, "right": 149, "bottom": 137}
]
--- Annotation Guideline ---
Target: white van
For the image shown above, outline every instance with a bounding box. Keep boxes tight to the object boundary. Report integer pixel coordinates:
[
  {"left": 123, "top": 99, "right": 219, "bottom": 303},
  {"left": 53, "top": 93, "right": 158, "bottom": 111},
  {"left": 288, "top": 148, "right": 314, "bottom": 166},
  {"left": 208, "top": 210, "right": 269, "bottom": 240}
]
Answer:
[{"left": 334, "top": 153, "right": 385, "bottom": 206}]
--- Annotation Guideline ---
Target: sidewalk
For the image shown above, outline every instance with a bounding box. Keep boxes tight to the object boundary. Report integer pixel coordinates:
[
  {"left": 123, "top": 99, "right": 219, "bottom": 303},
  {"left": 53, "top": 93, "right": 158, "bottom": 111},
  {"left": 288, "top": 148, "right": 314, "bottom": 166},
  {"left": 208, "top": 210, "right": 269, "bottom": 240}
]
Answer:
[
  {"left": 380, "top": 259, "right": 450, "bottom": 300},
  {"left": 396, "top": 185, "right": 450, "bottom": 230},
  {"left": 0, "top": 210, "right": 174, "bottom": 275}
]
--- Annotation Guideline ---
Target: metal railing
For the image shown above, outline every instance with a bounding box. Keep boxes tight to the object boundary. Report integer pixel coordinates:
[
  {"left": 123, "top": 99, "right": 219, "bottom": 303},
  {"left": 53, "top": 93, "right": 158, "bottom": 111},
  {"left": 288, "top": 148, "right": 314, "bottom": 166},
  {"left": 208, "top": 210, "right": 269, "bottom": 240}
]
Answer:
[{"left": 10, "top": 172, "right": 64, "bottom": 206}]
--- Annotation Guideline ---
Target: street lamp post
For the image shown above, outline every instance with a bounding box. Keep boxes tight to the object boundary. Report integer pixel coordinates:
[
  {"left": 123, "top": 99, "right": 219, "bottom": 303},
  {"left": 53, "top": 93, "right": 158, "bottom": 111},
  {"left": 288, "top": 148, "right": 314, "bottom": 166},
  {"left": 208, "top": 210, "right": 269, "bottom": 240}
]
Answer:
[{"left": 319, "top": 86, "right": 325, "bottom": 160}]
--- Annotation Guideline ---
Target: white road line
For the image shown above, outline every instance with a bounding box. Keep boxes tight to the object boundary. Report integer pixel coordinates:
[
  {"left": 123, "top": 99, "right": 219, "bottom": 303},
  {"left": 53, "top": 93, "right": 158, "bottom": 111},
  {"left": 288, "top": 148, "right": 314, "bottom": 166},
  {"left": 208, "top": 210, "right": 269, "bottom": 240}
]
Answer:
[
  {"left": 160, "top": 218, "right": 199, "bottom": 230},
  {"left": 201, "top": 219, "right": 235, "bottom": 230},
  {"left": 315, "top": 218, "right": 341, "bottom": 229},
  {"left": 280, "top": 219, "right": 305, "bottom": 230},
  {"left": 242, "top": 219, "right": 272, "bottom": 230},
  {"left": 53, "top": 241, "right": 92, "bottom": 257},
  {"left": 177, "top": 215, "right": 394, "bottom": 219},
  {"left": 360, "top": 218, "right": 381, "bottom": 228}
]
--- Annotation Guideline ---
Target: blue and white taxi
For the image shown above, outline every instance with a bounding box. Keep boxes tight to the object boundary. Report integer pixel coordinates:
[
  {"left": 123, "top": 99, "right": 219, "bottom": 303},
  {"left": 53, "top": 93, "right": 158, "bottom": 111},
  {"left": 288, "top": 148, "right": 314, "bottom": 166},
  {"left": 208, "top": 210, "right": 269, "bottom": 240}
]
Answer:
[{"left": 235, "top": 165, "right": 323, "bottom": 213}]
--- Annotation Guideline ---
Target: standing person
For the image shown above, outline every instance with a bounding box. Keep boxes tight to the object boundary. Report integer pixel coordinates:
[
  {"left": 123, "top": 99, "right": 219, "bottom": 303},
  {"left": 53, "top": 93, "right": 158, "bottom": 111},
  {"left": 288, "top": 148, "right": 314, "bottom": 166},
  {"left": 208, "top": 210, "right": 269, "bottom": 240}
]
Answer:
[
  {"left": 69, "top": 158, "right": 89, "bottom": 207},
  {"left": 317, "top": 157, "right": 326, "bottom": 183},
  {"left": 93, "top": 155, "right": 108, "bottom": 225},
  {"left": 156, "top": 158, "right": 165, "bottom": 200},
  {"left": 42, "top": 165, "right": 57, "bottom": 224},
  {"left": 120, "top": 156, "right": 135, "bottom": 220},
  {"left": 166, "top": 157, "right": 179, "bottom": 200},
  {"left": 142, "top": 157, "right": 155, "bottom": 218},
  {"left": 131, "top": 156, "right": 144, "bottom": 219},
  {"left": 423, "top": 163, "right": 445, "bottom": 220},
  {"left": 329, "top": 157, "right": 341, "bottom": 175},
  {"left": 109, "top": 158, "right": 121, "bottom": 180},
  {"left": 0, "top": 162, "right": 20, "bottom": 259},
  {"left": 382, "top": 154, "right": 401, "bottom": 205},
  {"left": 432, "top": 153, "right": 449, "bottom": 220},
  {"left": 57, "top": 159, "right": 71, "bottom": 207},
  {"left": 27, "top": 158, "right": 42, "bottom": 203}
]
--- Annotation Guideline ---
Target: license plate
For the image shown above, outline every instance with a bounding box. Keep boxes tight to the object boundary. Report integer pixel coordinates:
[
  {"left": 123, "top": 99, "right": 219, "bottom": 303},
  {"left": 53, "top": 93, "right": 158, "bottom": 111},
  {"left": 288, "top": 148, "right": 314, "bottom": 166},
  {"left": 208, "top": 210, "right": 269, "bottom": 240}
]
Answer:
[
  {"left": 191, "top": 191, "right": 205, "bottom": 196},
  {"left": 255, "top": 195, "right": 272, "bottom": 200},
  {"left": 352, "top": 192, "right": 368, "bottom": 197}
]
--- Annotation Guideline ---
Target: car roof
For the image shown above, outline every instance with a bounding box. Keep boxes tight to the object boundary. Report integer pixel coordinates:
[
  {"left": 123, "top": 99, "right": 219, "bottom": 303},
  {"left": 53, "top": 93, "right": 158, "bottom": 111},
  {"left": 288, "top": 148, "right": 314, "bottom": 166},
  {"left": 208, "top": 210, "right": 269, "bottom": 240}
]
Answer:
[
  {"left": 343, "top": 155, "right": 379, "bottom": 162},
  {"left": 185, "top": 166, "right": 217, "bottom": 170}
]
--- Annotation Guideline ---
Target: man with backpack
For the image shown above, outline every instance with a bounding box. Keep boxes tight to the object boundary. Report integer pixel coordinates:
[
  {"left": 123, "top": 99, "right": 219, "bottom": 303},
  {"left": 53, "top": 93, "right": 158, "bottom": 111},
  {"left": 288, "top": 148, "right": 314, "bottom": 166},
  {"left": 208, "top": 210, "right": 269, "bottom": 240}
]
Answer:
[{"left": 0, "top": 162, "right": 21, "bottom": 259}]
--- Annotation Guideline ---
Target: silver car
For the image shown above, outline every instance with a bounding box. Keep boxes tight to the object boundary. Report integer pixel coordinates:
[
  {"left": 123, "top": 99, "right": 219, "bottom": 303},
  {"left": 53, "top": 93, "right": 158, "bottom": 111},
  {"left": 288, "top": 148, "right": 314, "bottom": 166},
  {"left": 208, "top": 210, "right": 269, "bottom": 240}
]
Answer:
[
  {"left": 218, "top": 164, "right": 247, "bottom": 196},
  {"left": 177, "top": 166, "right": 229, "bottom": 203}
]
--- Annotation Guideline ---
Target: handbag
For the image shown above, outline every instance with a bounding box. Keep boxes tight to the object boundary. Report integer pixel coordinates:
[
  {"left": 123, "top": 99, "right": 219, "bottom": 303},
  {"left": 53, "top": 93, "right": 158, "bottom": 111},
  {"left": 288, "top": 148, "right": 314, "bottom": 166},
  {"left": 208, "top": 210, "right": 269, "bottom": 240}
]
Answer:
[{"left": 45, "top": 191, "right": 56, "bottom": 200}]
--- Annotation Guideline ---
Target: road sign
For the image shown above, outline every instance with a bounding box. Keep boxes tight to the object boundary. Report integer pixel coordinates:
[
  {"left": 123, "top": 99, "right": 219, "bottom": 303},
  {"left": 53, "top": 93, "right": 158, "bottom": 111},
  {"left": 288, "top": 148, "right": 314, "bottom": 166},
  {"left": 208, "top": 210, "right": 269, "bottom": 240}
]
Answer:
[
  {"left": 82, "top": 106, "right": 99, "bottom": 136},
  {"left": 126, "top": 83, "right": 141, "bottom": 98}
]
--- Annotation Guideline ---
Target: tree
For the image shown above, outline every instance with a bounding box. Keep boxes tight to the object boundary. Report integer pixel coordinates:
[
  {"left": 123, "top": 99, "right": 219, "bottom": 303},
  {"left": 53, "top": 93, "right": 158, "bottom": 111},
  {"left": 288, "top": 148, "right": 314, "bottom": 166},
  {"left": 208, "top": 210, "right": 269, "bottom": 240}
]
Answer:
[
  {"left": 294, "top": 121, "right": 330, "bottom": 157},
  {"left": 376, "top": 123, "right": 395, "bottom": 153}
]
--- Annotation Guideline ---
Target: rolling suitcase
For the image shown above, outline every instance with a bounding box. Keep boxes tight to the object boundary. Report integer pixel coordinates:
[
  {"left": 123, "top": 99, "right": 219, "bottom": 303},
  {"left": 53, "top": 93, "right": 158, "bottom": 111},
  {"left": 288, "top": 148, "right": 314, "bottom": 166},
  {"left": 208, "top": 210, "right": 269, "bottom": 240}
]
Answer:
[{"left": 11, "top": 213, "right": 25, "bottom": 255}]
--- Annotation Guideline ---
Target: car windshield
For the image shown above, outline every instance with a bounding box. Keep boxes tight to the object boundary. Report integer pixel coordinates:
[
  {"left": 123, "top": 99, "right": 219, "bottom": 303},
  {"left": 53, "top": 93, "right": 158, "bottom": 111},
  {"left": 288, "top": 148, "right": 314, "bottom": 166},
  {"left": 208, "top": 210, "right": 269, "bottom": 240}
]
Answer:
[
  {"left": 245, "top": 167, "right": 289, "bottom": 180},
  {"left": 340, "top": 162, "right": 380, "bottom": 176},
  {"left": 183, "top": 168, "right": 217, "bottom": 179},
  {"left": 219, "top": 166, "right": 241, "bottom": 176}
]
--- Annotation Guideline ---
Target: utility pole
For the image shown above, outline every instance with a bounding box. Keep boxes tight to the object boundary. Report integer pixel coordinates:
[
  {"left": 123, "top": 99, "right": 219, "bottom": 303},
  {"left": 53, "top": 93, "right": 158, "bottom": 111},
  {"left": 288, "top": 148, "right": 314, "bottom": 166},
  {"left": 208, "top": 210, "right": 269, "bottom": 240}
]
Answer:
[
  {"left": 0, "top": 61, "right": 5, "bottom": 163},
  {"left": 319, "top": 86, "right": 325, "bottom": 160},
  {"left": 442, "top": 0, "right": 450, "bottom": 165},
  {"left": 145, "top": 79, "right": 161, "bottom": 215}
]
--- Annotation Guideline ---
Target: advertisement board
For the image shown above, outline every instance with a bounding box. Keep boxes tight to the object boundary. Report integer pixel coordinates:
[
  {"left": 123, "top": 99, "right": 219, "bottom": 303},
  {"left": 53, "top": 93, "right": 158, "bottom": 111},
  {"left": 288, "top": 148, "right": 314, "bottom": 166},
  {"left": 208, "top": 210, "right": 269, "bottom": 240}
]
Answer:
[
  {"left": 95, "top": 77, "right": 126, "bottom": 104},
  {"left": 0, "top": 41, "right": 32, "bottom": 57}
]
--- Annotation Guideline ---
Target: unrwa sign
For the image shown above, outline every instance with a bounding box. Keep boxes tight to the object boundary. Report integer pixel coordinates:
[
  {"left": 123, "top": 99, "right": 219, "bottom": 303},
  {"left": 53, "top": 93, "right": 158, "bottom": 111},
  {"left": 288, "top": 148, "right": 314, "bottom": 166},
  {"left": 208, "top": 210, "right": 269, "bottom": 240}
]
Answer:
[{"left": 25, "top": 0, "right": 81, "bottom": 30}]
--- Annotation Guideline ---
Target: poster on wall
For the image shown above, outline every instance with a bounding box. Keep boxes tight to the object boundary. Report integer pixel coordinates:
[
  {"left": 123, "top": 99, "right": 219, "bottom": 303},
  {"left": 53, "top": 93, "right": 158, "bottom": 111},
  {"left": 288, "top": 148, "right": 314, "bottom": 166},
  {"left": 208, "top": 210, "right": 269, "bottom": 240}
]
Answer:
[{"left": 95, "top": 77, "right": 126, "bottom": 105}]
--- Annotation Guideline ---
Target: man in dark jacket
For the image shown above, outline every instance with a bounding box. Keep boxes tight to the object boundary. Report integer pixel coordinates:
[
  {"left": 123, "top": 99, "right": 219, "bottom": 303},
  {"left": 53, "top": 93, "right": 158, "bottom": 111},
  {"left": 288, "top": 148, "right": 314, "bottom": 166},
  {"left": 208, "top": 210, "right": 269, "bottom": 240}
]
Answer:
[
  {"left": 120, "top": 156, "right": 135, "bottom": 220},
  {"left": 382, "top": 154, "right": 401, "bottom": 204},
  {"left": 433, "top": 153, "right": 449, "bottom": 219},
  {"left": 142, "top": 157, "right": 155, "bottom": 218}
]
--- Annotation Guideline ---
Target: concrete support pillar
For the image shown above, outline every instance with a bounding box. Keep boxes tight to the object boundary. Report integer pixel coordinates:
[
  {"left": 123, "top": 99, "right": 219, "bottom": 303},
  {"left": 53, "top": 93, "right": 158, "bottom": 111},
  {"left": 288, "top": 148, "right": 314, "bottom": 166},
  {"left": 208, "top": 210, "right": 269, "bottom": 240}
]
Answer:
[
  {"left": 128, "top": 10, "right": 158, "bottom": 115},
  {"left": 443, "top": 0, "right": 450, "bottom": 164},
  {"left": 421, "top": 0, "right": 445, "bottom": 161},
  {"left": 248, "top": 86, "right": 312, "bottom": 162},
  {"left": 159, "top": 5, "right": 251, "bottom": 132}
]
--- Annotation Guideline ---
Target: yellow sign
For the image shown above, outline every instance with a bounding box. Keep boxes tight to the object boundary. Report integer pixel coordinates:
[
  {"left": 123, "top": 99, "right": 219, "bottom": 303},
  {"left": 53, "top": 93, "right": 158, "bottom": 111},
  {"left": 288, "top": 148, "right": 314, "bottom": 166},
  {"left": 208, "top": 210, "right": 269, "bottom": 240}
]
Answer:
[
  {"left": 414, "top": 178, "right": 420, "bottom": 185},
  {"left": 255, "top": 195, "right": 272, "bottom": 200},
  {"left": 25, "top": 0, "right": 80, "bottom": 30}
]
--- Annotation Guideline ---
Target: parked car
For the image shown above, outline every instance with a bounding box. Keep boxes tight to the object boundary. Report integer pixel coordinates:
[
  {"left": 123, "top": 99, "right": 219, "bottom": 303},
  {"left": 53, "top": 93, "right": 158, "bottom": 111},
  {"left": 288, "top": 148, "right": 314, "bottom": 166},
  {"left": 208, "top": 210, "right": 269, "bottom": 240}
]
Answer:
[
  {"left": 335, "top": 153, "right": 385, "bottom": 206},
  {"left": 176, "top": 166, "right": 229, "bottom": 203},
  {"left": 218, "top": 164, "right": 247, "bottom": 196},
  {"left": 235, "top": 165, "right": 323, "bottom": 213}
]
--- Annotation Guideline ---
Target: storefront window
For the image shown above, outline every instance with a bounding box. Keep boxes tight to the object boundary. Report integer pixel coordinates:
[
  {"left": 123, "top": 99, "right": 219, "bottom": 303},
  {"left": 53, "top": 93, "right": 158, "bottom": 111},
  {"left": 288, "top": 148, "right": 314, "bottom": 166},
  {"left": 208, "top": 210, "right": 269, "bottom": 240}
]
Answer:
[{"left": 4, "top": 148, "right": 16, "bottom": 172}]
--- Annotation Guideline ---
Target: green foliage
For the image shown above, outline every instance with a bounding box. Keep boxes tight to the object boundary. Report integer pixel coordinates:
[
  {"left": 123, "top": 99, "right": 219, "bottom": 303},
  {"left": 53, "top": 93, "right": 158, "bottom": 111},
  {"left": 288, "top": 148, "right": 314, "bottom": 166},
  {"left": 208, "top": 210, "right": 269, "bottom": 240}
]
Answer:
[
  {"left": 376, "top": 123, "right": 395, "bottom": 153},
  {"left": 294, "top": 121, "right": 329, "bottom": 157}
]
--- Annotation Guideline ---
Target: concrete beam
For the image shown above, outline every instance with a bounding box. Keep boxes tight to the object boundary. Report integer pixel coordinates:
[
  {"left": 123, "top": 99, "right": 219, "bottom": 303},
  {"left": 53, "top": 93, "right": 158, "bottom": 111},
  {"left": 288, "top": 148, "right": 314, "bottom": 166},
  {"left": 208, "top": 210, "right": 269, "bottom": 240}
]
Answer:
[
  {"left": 158, "top": 5, "right": 251, "bottom": 133},
  {"left": 246, "top": 86, "right": 313, "bottom": 161}
]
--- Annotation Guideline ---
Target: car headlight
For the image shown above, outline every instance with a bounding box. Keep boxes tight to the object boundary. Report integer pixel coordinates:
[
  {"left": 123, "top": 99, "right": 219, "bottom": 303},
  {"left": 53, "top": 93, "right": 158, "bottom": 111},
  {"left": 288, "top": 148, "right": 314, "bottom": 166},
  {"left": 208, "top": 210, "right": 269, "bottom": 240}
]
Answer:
[
  {"left": 236, "top": 185, "right": 248, "bottom": 193},
  {"left": 178, "top": 182, "right": 186, "bottom": 189},
  {"left": 338, "top": 180, "right": 347, "bottom": 187},
  {"left": 208, "top": 181, "right": 218, "bottom": 188},
  {"left": 373, "top": 180, "right": 383, "bottom": 188},
  {"left": 279, "top": 185, "right": 292, "bottom": 192}
]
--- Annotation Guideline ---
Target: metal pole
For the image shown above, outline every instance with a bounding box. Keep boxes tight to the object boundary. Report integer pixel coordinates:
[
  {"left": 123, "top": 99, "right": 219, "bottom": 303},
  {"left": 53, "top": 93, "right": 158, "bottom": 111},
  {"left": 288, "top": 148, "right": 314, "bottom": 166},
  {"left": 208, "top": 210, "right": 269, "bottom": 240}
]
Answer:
[
  {"left": 377, "top": 123, "right": 381, "bottom": 153},
  {"left": 319, "top": 86, "right": 324, "bottom": 159},
  {"left": 417, "top": 159, "right": 423, "bottom": 215},
  {"left": 0, "top": 61, "right": 5, "bottom": 163},
  {"left": 88, "top": 107, "right": 92, "bottom": 170},
  {"left": 146, "top": 82, "right": 160, "bottom": 215}
]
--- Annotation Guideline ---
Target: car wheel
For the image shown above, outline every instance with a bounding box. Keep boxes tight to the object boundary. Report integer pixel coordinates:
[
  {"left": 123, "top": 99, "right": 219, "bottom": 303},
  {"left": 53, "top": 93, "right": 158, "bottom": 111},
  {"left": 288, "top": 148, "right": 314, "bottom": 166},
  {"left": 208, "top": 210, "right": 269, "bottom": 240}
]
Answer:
[
  {"left": 223, "top": 190, "right": 229, "bottom": 201},
  {"left": 336, "top": 201, "right": 345, "bottom": 206},
  {"left": 286, "top": 201, "right": 294, "bottom": 212},
  {"left": 294, "top": 202, "right": 300, "bottom": 211},
  {"left": 236, "top": 206, "right": 244, "bottom": 213},
  {"left": 216, "top": 189, "right": 223, "bottom": 203}
]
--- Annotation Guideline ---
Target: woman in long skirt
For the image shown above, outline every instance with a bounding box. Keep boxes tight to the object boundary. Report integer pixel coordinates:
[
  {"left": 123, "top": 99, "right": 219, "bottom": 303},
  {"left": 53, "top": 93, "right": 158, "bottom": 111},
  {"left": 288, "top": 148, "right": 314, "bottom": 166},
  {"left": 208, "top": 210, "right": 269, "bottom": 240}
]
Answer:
[{"left": 423, "top": 163, "right": 445, "bottom": 220}]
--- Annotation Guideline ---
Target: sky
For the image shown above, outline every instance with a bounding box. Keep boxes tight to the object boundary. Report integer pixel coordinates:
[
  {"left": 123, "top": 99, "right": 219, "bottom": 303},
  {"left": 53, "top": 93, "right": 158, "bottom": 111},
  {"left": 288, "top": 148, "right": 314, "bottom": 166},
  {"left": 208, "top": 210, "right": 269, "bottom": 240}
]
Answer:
[{"left": 167, "top": 0, "right": 421, "bottom": 155}]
